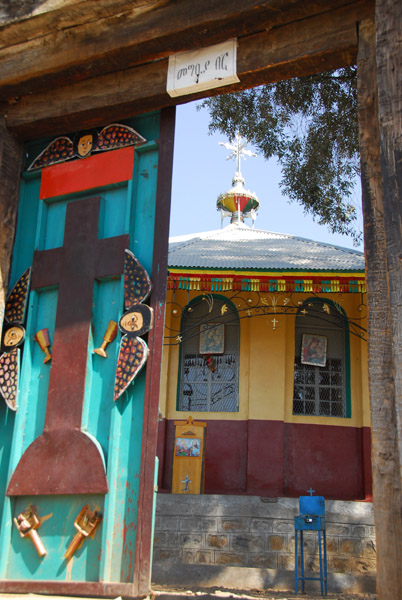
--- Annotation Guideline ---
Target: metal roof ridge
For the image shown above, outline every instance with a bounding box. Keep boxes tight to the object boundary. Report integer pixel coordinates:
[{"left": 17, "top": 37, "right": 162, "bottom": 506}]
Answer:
[
  {"left": 273, "top": 232, "right": 365, "bottom": 255},
  {"left": 223, "top": 225, "right": 363, "bottom": 255},
  {"left": 169, "top": 224, "right": 364, "bottom": 256},
  {"left": 168, "top": 223, "right": 252, "bottom": 250}
]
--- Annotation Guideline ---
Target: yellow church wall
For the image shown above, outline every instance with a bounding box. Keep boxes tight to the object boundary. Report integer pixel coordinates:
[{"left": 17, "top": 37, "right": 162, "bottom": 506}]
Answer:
[
  {"left": 360, "top": 335, "right": 371, "bottom": 427},
  {"left": 245, "top": 313, "right": 287, "bottom": 421},
  {"left": 159, "top": 288, "right": 369, "bottom": 428},
  {"left": 158, "top": 298, "right": 174, "bottom": 419}
]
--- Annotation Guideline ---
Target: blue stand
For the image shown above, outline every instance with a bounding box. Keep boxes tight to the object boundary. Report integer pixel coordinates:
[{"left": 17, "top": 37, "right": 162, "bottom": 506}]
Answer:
[{"left": 294, "top": 493, "right": 327, "bottom": 595}]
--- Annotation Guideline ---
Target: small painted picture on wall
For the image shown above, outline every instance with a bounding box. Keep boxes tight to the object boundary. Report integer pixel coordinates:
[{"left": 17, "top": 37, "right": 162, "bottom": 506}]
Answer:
[
  {"left": 199, "top": 323, "right": 225, "bottom": 354},
  {"left": 175, "top": 437, "right": 201, "bottom": 457},
  {"left": 301, "top": 334, "right": 327, "bottom": 367}
]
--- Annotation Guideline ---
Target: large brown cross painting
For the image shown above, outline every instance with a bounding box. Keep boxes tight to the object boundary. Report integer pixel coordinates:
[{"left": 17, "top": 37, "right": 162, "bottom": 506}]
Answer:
[{"left": 7, "top": 196, "right": 129, "bottom": 495}]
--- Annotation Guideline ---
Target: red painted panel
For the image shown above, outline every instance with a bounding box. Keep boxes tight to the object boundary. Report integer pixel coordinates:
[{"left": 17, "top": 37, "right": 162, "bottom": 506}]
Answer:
[
  {"left": 157, "top": 419, "right": 168, "bottom": 491},
  {"left": 159, "top": 418, "right": 371, "bottom": 500},
  {"left": 284, "top": 422, "right": 365, "bottom": 500},
  {"left": 40, "top": 147, "right": 134, "bottom": 199},
  {"left": 204, "top": 420, "right": 247, "bottom": 493},
  {"left": 362, "top": 426, "right": 372, "bottom": 499},
  {"left": 159, "top": 419, "right": 247, "bottom": 493},
  {"left": 246, "top": 420, "right": 284, "bottom": 496},
  {"left": 160, "top": 419, "right": 175, "bottom": 492}
]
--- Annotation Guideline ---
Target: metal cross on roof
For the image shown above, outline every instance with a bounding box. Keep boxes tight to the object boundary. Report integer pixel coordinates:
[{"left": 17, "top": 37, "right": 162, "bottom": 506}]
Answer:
[{"left": 219, "top": 133, "right": 256, "bottom": 180}]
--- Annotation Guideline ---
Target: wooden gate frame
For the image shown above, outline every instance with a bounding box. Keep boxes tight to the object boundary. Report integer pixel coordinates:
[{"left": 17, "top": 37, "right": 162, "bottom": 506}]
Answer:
[{"left": 0, "top": 0, "right": 401, "bottom": 597}]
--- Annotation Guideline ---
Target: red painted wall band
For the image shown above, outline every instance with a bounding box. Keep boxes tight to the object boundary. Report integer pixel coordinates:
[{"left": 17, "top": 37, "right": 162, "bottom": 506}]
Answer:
[
  {"left": 40, "top": 147, "right": 134, "bottom": 199},
  {"left": 157, "top": 418, "right": 372, "bottom": 501}
]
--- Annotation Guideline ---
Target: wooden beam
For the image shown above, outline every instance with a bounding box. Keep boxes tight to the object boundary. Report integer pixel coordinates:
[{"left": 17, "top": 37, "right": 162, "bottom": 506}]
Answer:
[
  {"left": 5, "top": 0, "right": 372, "bottom": 140},
  {"left": 0, "top": 118, "right": 23, "bottom": 340},
  {"left": 0, "top": 580, "right": 135, "bottom": 598},
  {"left": 0, "top": 0, "right": 371, "bottom": 102},
  {"left": 0, "top": 0, "right": 154, "bottom": 31},
  {"left": 0, "top": 0, "right": 164, "bottom": 89}
]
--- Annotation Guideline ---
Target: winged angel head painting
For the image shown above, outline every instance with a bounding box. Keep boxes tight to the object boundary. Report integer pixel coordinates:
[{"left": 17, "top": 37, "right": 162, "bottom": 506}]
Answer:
[{"left": 28, "top": 123, "right": 146, "bottom": 170}]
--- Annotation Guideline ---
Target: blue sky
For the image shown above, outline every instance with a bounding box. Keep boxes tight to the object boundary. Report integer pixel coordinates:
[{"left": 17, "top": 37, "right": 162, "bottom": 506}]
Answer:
[{"left": 170, "top": 101, "right": 363, "bottom": 251}]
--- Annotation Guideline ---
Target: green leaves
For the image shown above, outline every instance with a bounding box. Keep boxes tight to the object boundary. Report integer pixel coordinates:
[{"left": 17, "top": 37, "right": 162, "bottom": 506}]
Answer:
[{"left": 200, "top": 67, "right": 361, "bottom": 244}]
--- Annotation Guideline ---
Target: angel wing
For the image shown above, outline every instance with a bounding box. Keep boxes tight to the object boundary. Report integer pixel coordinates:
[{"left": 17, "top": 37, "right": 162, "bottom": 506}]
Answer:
[
  {"left": 97, "top": 123, "right": 146, "bottom": 152},
  {"left": 113, "top": 336, "right": 149, "bottom": 401},
  {"left": 124, "top": 250, "right": 152, "bottom": 309},
  {"left": 0, "top": 348, "right": 19, "bottom": 411},
  {"left": 5, "top": 268, "right": 31, "bottom": 325},
  {"left": 27, "top": 137, "right": 74, "bottom": 171}
]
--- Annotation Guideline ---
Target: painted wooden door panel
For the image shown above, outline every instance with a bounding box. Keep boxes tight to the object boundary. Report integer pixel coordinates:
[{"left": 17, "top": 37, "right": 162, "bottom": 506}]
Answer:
[{"left": 0, "top": 112, "right": 162, "bottom": 583}]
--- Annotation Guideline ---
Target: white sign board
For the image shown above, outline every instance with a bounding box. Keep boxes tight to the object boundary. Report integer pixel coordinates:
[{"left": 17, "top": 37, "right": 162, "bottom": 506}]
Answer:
[{"left": 167, "top": 39, "right": 239, "bottom": 98}]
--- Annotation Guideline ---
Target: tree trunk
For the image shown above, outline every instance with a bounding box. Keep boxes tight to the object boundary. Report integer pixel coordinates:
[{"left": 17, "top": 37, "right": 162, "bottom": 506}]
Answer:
[
  {"left": 375, "top": 0, "right": 402, "bottom": 482},
  {"left": 357, "top": 6, "right": 402, "bottom": 598}
]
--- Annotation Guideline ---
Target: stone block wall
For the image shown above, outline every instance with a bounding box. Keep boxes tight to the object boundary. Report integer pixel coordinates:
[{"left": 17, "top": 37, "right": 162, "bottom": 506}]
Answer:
[{"left": 152, "top": 494, "right": 376, "bottom": 592}]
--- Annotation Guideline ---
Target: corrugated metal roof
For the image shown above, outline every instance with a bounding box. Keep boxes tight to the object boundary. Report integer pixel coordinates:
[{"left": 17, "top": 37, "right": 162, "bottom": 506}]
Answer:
[{"left": 168, "top": 223, "right": 365, "bottom": 272}]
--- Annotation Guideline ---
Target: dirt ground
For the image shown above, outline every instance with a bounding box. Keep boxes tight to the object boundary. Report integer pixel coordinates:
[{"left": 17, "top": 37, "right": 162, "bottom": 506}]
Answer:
[
  {"left": 0, "top": 589, "right": 377, "bottom": 600},
  {"left": 151, "top": 585, "right": 377, "bottom": 600}
]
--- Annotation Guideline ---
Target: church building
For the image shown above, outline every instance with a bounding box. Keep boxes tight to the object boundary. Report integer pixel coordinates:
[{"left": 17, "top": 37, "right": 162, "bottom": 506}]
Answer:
[{"left": 157, "top": 137, "right": 370, "bottom": 502}]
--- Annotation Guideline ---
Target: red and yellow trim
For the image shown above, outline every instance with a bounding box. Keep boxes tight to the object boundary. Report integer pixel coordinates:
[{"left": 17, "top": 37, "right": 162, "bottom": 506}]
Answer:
[{"left": 168, "top": 271, "right": 366, "bottom": 294}]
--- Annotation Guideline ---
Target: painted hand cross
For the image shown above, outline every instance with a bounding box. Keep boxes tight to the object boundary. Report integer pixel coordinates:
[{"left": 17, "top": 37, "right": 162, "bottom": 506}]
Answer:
[{"left": 7, "top": 196, "right": 129, "bottom": 495}]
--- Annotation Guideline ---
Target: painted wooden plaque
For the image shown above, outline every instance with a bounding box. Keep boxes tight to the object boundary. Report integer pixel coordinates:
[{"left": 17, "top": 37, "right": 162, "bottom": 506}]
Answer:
[
  {"left": 172, "top": 416, "right": 206, "bottom": 494},
  {"left": 0, "top": 112, "right": 170, "bottom": 592}
]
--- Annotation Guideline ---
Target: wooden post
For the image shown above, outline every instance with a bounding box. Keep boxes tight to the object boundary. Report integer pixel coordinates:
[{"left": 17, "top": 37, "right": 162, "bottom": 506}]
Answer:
[
  {"left": 0, "top": 117, "right": 23, "bottom": 342},
  {"left": 375, "top": 0, "right": 402, "bottom": 482},
  {"left": 374, "top": 0, "right": 402, "bottom": 594},
  {"left": 357, "top": 10, "right": 402, "bottom": 599},
  {"left": 133, "top": 106, "right": 176, "bottom": 596}
]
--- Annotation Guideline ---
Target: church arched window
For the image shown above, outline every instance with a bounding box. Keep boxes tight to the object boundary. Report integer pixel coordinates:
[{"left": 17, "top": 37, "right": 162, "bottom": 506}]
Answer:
[
  {"left": 177, "top": 296, "right": 239, "bottom": 412},
  {"left": 293, "top": 298, "right": 351, "bottom": 418}
]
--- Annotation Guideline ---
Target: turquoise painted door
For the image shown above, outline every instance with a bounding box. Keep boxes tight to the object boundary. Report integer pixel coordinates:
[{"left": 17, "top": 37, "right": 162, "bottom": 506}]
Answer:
[{"left": 0, "top": 112, "right": 162, "bottom": 583}]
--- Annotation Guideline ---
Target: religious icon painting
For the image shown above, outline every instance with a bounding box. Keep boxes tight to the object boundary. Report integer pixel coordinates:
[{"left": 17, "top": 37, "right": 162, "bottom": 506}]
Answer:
[
  {"left": 113, "top": 250, "right": 153, "bottom": 401},
  {"left": 27, "top": 123, "right": 146, "bottom": 170},
  {"left": 175, "top": 437, "right": 201, "bottom": 457},
  {"left": 0, "top": 267, "right": 31, "bottom": 410},
  {"left": 199, "top": 323, "right": 225, "bottom": 354},
  {"left": 301, "top": 333, "right": 327, "bottom": 367}
]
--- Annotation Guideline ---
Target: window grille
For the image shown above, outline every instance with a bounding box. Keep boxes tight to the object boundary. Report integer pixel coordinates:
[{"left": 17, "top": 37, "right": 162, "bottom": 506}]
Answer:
[
  {"left": 178, "top": 298, "right": 239, "bottom": 412},
  {"left": 293, "top": 356, "right": 345, "bottom": 417},
  {"left": 293, "top": 300, "right": 347, "bottom": 418},
  {"left": 181, "top": 353, "right": 238, "bottom": 412}
]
